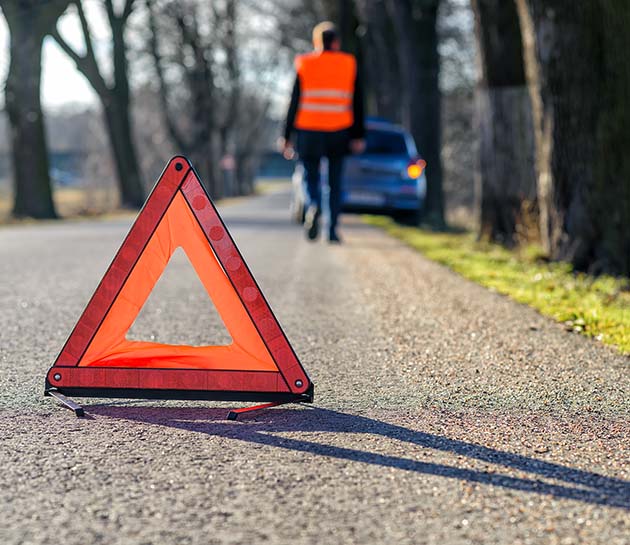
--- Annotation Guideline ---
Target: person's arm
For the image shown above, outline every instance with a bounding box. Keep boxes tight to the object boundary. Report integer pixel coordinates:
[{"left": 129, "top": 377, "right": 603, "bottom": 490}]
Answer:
[
  {"left": 350, "top": 70, "right": 365, "bottom": 140},
  {"left": 284, "top": 75, "right": 301, "bottom": 141}
]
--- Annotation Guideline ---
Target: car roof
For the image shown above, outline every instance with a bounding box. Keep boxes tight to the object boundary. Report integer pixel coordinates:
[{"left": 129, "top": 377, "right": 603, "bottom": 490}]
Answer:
[
  {"left": 363, "top": 117, "right": 419, "bottom": 157},
  {"left": 365, "top": 118, "right": 407, "bottom": 133}
]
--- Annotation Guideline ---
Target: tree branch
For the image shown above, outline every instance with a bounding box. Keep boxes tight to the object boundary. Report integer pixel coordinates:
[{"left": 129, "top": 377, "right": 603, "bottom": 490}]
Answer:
[
  {"left": 75, "top": 0, "right": 99, "bottom": 65},
  {"left": 103, "top": 0, "right": 116, "bottom": 26},
  {"left": 50, "top": 26, "right": 109, "bottom": 97},
  {"left": 49, "top": 27, "right": 82, "bottom": 65},
  {"left": 122, "top": 0, "right": 136, "bottom": 21}
]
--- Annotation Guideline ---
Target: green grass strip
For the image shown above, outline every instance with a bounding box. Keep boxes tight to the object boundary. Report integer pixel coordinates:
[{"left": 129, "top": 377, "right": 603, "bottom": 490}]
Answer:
[{"left": 365, "top": 216, "right": 630, "bottom": 356}]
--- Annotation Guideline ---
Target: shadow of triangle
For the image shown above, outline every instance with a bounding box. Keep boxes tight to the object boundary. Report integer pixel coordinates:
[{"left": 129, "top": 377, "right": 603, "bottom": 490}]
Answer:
[{"left": 86, "top": 405, "right": 630, "bottom": 509}]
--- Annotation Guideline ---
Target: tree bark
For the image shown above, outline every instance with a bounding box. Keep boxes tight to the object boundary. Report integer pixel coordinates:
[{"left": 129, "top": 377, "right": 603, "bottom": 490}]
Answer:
[
  {"left": 471, "top": 0, "right": 536, "bottom": 246},
  {"left": 52, "top": 0, "right": 145, "bottom": 208},
  {"left": 516, "top": 0, "right": 630, "bottom": 274},
  {"left": 183, "top": 17, "right": 219, "bottom": 197},
  {"left": 1, "top": 1, "right": 70, "bottom": 218},
  {"left": 387, "top": 0, "right": 445, "bottom": 228},
  {"left": 596, "top": 2, "right": 630, "bottom": 275},
  {"left": 102, "top": 99, "right": 144, "bottom": 207},
  {"left": 354, "top": 0, "right": 401, "bottom": 121},
  {"left": 107, "top": 8, "right": 144, "bottom": 207},
  {"left": 216, "top": 0, "right": 239, "bottom": 197}
]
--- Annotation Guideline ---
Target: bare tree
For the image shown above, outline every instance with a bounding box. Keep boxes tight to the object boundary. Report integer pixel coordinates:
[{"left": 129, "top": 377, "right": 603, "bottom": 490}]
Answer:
[
  {"left": 51, "top": 0, "right": 145, "bottom": 208},
  {"left": 471, "top": 0, "right": 536, "bottom": 246},
  {"left": 145, "top": 0, "right": 219, "bottom": 196},
  {"left": 386, "top": 0, "right": 445, "bottom": 228},
  {"left": 145, "top": 0, "right": 278, "bottom": 198},
  {"left": 1, "top": 0, "right": 70, "bottom": 218},
  {"left": 516, "top": 0, "right": 630, "bottom": 274}
]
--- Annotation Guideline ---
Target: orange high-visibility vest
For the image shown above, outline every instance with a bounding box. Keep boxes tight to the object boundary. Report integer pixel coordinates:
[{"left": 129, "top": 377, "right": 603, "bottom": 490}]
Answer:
[{"left": 294, "top": 51, "right": 356, "bottom": 132}]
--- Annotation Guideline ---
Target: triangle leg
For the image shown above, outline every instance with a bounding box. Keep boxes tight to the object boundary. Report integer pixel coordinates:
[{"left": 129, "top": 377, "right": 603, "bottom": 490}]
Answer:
[
  {"left": 47, "top": 390, "right": 85, "bottom": 418},
  {"left": 227, "top": 401, "right": 295, "bottom": 421}
]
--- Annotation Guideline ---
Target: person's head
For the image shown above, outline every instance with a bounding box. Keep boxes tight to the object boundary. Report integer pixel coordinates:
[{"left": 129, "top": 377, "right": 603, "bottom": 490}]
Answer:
[{"left": 312, "top": 21, "right": 340, "bottom": 51}]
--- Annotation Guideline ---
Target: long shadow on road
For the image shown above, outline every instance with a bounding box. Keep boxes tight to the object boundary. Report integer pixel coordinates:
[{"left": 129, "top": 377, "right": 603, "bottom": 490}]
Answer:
[{"left": 88, "top": 405, "right": 630, "bottom": 509}]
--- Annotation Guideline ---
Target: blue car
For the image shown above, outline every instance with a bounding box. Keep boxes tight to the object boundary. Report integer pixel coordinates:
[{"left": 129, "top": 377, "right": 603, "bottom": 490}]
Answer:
[{"left": 291, "top": 119, "right": 426, "bottom": 223}]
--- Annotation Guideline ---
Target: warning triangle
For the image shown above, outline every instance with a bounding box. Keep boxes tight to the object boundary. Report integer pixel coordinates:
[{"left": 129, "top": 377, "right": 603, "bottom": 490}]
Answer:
[{"left": 45, "top": 156, "right": 313, "bottom": 403}]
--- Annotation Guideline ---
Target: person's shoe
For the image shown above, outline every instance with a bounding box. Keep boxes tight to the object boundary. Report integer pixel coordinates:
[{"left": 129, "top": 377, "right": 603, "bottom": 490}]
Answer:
[
  {"left": 328, "top": 230, "right": 342, "bottom": 244},
  {"left": 304, "top": 206, "right": 321, "bottom": 241}
]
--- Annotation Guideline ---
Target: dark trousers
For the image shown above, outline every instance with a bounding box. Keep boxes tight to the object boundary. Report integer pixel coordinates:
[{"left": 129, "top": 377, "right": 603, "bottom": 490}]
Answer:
[
  {"left": 297, "top": 129, "right": 349, "bottom": 234},
  {"left": 302, "top": 156, "right": 344, "bottom": 233}
]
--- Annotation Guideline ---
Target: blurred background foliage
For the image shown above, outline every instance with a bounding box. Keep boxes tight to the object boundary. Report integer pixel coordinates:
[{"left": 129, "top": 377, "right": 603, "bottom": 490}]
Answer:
[{"left": 0, "top": 0, "right": 628, "bottom": 278}]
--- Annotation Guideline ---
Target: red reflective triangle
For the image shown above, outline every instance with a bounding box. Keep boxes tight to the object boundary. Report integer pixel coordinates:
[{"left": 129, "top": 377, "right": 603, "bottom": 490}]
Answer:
[{"left": 45, "top": 157, "right": 313, "bottom": 402}]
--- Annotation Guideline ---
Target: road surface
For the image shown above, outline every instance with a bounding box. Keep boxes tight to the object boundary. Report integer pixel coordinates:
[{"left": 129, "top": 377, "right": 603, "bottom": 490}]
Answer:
[{"left": 1, "top": 188, "right": 628, "bottom": 545}]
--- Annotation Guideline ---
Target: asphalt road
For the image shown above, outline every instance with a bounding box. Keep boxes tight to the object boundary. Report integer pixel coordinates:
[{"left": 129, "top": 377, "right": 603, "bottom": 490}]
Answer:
[{"left": 1, "top": 188, "right": 628, "bottom": 545}]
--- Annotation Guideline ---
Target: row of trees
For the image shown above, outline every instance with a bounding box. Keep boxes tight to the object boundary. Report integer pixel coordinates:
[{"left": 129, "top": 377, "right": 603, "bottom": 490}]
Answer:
[
  {"left": 314, "top": 0, "right": 629, "bottom": 275},
  {"left": 0, "top": 0, "right": 280, "bottom": 219},
  {"left": 2, "top": 0, "right": 628, "bottom": 275}
]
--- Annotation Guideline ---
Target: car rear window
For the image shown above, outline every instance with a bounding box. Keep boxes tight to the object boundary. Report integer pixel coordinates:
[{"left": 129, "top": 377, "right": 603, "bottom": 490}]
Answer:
[{"left": 365, "top": 130, "right": 408, "bottom": 155}]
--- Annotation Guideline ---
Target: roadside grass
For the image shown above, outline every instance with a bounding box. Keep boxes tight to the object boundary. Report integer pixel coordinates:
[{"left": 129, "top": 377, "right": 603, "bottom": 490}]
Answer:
[{"left": 365, "top": 215, "right": 630, "bottom": 356}]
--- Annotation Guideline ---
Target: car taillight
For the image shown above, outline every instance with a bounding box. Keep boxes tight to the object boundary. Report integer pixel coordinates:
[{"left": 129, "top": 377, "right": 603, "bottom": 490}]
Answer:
[{"left": 406, "top": 160, "right": 426, "bottom": 179}]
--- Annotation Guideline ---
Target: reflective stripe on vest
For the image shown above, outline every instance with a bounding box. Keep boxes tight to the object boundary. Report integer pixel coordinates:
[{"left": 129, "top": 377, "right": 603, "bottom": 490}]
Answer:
[
  {"left": 302, "top": 89, "right": 353, "bottom": 100},
  {"left": 294, "top": 51, "right": 356, "bottom": 132},
  {"left": 299, "top": 103, "right": 350, "bottom": 113}
]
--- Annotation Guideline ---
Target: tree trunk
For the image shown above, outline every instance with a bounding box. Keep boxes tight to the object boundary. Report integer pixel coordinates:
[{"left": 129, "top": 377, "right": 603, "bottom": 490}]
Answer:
[
  {"left": 189, "top": 141, "right": 217, "bottom": 198},
  {"left": 51, "top": 0, "right": 145, "bottom": 209},
  {"left": 218, "top": 127, "right": 233, "bottom": 198},
  {"left": 235, "top": 153, "right": 254, "bottom": 197},
  {"left": 145, "top": 0, "right": 221, "bottom": 198},
  {"left": 103, "top": 99, "right": 145, "bottom": 208},
  {"left": 596, "top": 2, "right": 630, "bottom": 275},
  {"left": 338, "top": 0, "right": 359, "bottom": 54},
  {"left": 188, "top": 131, "right": 218, "bottom": 199},
  {"left": 387, "top": 0, "right": 445, "bottom": 228},
  {"left": 107, "top": 14, "right": 145, "bottom": 208},
  {"left": 355, "top": 0, "right": 401, "bottom": 121},
  {"left": 516, "top": 0, "right": 630, "bottom": 274},
  {"left": 3, "top": 5, "right": 61, "bottom": 218},
  {"left": 184, "top": 15, "right": 219, "bottom": 197},
  {"left": 472, "top": 0, "right": 536, "bottom": 246}
]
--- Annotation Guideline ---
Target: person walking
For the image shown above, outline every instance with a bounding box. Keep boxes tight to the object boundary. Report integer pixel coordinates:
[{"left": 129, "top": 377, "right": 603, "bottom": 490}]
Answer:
[{"left": 280, "top": 22, "right": 365, "bottom": 243}]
